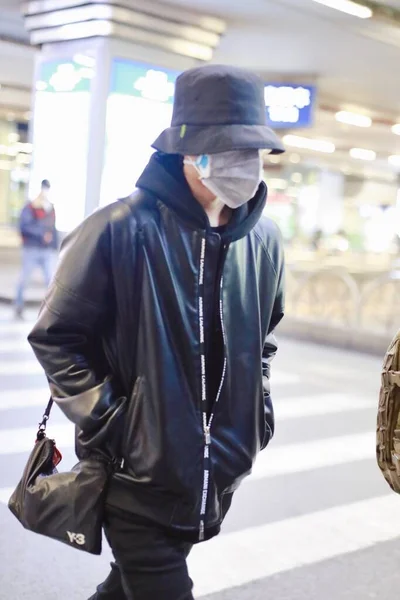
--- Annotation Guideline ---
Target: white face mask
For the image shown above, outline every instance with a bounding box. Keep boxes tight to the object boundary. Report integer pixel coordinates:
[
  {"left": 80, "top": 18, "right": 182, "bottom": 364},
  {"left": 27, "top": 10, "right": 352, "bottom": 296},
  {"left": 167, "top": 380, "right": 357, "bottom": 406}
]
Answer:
[{"left": 184, "top": 150, "right": 263, "bottom": 209}]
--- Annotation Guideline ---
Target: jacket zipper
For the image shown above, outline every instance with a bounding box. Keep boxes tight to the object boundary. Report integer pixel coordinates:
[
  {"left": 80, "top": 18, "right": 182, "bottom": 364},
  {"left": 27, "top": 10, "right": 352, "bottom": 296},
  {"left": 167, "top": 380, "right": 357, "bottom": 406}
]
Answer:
[{"left": 198, "top": 237, "right": 228, "bottom": 541}]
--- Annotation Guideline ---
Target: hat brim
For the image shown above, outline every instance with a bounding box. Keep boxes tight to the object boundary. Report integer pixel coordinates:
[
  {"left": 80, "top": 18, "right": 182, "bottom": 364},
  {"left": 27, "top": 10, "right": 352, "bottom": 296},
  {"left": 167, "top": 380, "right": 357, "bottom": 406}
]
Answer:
[{"left": 152, "top": 124, "right": 285, "bottom": 155}]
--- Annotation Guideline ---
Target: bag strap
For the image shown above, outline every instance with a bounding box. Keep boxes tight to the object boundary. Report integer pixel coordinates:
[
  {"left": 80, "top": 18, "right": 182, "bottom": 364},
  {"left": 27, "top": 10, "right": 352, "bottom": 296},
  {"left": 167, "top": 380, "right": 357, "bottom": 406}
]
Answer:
[{"left": 37, "top": 397, "right": 54, "bottom": 440}]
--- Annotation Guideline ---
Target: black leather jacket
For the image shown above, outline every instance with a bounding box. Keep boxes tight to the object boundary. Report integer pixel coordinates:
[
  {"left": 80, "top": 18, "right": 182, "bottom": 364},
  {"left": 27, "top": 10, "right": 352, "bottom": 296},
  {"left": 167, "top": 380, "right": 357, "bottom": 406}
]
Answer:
[{"left": 28, "top": 153, "right": 285, "bottom": 543}]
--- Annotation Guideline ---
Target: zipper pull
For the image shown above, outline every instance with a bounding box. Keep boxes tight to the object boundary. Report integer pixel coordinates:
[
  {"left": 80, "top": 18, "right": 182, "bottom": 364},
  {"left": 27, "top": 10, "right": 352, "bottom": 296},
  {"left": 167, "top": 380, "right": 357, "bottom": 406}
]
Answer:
[{"left": 204, "top": 426, "right": 211, "bottom": 445}]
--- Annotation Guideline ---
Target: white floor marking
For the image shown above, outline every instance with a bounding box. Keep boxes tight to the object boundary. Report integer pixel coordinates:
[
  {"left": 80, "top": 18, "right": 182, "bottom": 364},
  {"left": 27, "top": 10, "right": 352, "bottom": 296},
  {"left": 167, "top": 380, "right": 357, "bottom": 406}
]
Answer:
[
  {"left": 0, "top": 360, "right": 44, "bottom": 376},
  {"left": 0, "top": 389, "right": 50, "bottom": 411},
  {"left": 272, "top": 370, "right": 301, "bottom": 385},
  {"left": 0, "top": 340, "right": 33, "bottom": 354},
  {"left": 189, "top": 494, "right": 400, "bottom": 597},
  {"left": 0, "top": 421, "right": 374, "bottom": 482},
  {"left": 0, "top": 422, "right": 75, "bottom": 455},
  {"left": 274, "top": 393, "right": 375, "bottom": 420},
  {"left": 0, "top": 322, "right": 31, "bottom": 336},
  {"left": 0, "top": 487, "right": 13, "bottom": 505},
  {"left": 250, "top": 432, "right": 374, "bottom": 481},
  {"left": 0, "top": 388, "right": 374, "bottom": 418}
]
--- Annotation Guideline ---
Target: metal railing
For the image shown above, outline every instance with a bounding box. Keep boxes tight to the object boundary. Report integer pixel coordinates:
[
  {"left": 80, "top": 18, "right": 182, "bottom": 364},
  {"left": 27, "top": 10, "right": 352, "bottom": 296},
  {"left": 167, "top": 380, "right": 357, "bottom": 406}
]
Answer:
[{"left": 285, "top": 266, "right": 400, "bottom": 335}]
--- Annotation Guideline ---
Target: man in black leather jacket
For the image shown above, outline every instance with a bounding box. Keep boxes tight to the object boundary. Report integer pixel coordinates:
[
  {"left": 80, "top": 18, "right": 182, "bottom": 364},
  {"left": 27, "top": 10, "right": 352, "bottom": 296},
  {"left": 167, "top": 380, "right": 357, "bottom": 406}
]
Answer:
[{"left": 28, "top": 64, "right": 285, "bottom": 600}]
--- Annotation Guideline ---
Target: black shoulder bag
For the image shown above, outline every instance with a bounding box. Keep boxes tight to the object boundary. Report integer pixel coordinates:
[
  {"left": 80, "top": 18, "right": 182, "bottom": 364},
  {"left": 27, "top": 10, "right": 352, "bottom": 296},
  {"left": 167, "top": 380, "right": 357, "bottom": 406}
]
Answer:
[{"left": 8, "top": 399, "right": 116, "bottom": 554}]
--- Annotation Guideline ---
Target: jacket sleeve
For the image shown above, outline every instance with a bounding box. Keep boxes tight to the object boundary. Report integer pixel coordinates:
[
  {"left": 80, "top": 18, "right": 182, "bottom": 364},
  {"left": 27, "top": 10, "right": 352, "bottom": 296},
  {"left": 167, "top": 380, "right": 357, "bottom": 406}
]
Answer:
[
  {"left": 262, "top": 242, "right": 285, "bottom": 441},
  {"left": 28, "top": 209, "right": 125, "bottom": 450},
  {"left": 20, "top": 205, "right": 44, "bottom": 242}
]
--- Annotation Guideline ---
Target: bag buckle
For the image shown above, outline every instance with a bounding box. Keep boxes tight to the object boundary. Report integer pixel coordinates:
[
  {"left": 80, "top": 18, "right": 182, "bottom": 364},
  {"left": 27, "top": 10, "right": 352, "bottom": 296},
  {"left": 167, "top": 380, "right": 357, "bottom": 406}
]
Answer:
[
  {"left": 36, "top": 397, "right": 54, "bottom": 441},
  {"left": 36, "top": 414, "right": 49, "bottom": 441}
]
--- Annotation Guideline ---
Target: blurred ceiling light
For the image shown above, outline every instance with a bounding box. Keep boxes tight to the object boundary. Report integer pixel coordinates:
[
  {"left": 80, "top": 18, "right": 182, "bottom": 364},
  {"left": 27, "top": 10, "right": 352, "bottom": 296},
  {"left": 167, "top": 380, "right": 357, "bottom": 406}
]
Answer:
[
  {"left": 291, "top": 172, "right": 303, "bottom": 184},
  {"left": 349, "top": 147, "right": 376, "bottom": 161},
  {"left": 289, "top": 153, "right": 301, "bottom": 164},
  {"left": 283, "top": 135, "right": 335, "bottom": 153},
  {"left": 391, "top": 124, "right": 400, "bottom": 135},
  {"left": 23, "top": 111, "right": 32, "bottom": 121},
  {"left": 311, "top": 0, "right": 372, "bottom": 18},
  {"left": 388, "top": 155, "right": 400, "bottom": 167},
  {"left": 335, "top": 111, "right": 372, "bottom": 127}
]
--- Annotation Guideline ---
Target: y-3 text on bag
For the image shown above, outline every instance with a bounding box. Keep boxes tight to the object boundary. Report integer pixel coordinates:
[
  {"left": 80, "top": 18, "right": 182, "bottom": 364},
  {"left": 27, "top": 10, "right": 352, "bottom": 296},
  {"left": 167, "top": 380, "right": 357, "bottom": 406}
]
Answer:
[{"left": 66, "top": 531, "right": 86, "bottom": 546}]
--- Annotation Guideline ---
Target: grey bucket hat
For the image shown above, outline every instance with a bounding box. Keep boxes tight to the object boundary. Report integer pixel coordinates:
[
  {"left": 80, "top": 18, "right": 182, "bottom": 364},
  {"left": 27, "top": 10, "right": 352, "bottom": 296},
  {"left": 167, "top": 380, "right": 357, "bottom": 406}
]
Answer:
[{"left": 152, "top": 64, "right": 285, "bottom": 156}]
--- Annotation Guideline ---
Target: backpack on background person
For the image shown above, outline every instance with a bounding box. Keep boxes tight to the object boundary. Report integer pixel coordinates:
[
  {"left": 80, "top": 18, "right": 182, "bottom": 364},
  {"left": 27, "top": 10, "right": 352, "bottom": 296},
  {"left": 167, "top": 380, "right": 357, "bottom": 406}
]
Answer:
[{"left": 377, "top": 330, "right": 400, "bottom": 492}]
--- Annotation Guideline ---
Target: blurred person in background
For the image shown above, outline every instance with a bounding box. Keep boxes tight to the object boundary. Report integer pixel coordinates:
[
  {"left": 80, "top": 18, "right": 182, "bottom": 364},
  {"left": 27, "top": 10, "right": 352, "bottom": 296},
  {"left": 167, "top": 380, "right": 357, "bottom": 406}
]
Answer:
[
  {"left": 28, "top": 65, "right": 285, "bottom": 599},
  {"left": 15, "top": 179, "right": 57, "bottom": 318},
  {"left": 310, "top": 228, "right": 323, "bottom": 251}
]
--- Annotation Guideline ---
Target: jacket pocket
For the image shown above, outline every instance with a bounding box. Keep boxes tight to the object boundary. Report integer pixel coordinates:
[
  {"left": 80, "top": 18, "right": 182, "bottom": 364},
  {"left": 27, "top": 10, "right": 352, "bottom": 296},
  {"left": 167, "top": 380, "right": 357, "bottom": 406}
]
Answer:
[
  {"left": 54, "top": 378, "right": 127, "bottom": 459},
  {"left": 121, "top": 375, "right": 144, "bottom": 460}
]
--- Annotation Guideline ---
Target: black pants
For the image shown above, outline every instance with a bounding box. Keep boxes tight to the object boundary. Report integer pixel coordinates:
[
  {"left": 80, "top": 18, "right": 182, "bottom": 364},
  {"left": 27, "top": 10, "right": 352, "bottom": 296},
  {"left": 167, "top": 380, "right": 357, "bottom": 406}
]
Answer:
[{"left": 89, "top": 506, "right": 194, "bottom": 600}]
